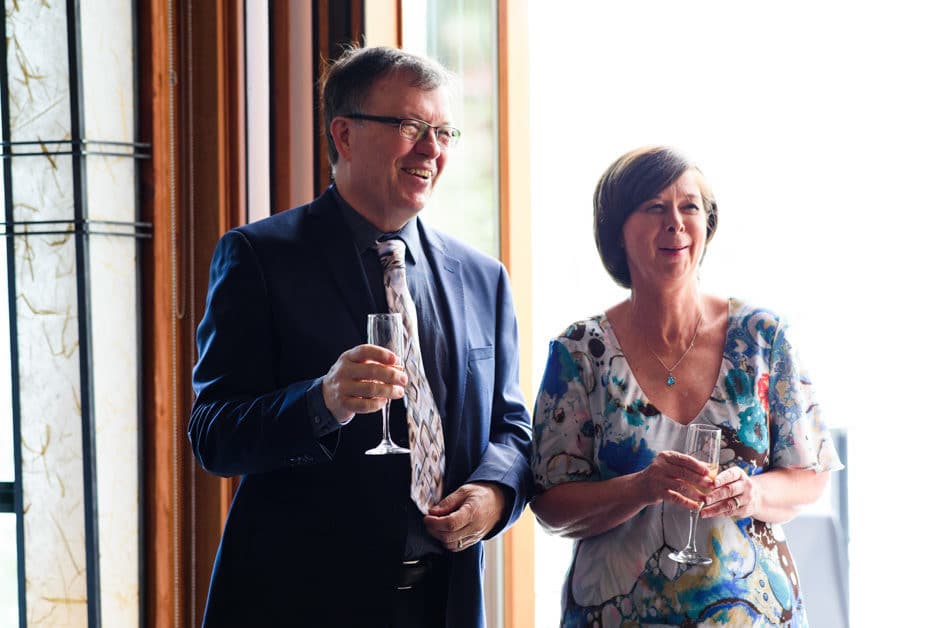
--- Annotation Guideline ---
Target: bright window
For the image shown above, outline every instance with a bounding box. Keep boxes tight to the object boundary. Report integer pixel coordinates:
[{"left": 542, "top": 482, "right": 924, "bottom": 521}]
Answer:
[
  {"left": 400, "top": 0, "right": 505, "bottom": 624},
  {"left": 402, "top": 0, "right": 500, "bottom": 258},
  {"left": 530, "top": 2, "right": 939, "bottom": 626}
]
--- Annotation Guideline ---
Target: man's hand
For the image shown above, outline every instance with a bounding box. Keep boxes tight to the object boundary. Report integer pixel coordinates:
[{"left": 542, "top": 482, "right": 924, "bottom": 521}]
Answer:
[
  {"left": 423, "top": 482, "right": 507, "bottom": 552},
  {"left": 322, "top": 345, "right": 407, "bottom": 422}
]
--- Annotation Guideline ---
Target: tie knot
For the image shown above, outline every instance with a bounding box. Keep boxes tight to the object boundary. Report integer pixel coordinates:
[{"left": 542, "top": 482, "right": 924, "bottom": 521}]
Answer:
[{"left": 375, "top": 238, "right": 406, "bottom": 267}]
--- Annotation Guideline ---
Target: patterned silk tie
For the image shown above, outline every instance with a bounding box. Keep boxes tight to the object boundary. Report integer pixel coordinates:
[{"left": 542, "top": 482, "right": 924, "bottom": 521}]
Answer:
[{"left": 375, "top": 239, "right": 446, "bottom": 513}]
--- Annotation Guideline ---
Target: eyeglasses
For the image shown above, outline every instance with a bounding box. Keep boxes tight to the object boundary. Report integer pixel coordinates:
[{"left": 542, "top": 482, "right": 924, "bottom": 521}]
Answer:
[{"left": 342, "top": 113, "right": 461, "bottom": 148}]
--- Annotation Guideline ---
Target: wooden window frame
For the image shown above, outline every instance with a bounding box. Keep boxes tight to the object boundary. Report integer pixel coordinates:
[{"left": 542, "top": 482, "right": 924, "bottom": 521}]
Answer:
[{"left": 497, "top": 3, "right": 534, "bottom": 626}]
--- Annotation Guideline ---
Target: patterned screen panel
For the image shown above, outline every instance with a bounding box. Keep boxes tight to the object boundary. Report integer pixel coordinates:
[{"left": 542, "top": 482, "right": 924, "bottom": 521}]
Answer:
[
  {"left": 5, "top": 1, "right": 89, "bottom": 625},
  {"left": 2, "top": 0, "right": 144, "bottom": 625},
  {"left": 80, "top": 0, "right": 140, "bottom": 625}
]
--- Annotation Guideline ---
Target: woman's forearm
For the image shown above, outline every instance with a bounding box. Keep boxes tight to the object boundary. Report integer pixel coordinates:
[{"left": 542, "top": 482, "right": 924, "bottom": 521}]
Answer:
[
  {"left": 531, "top": 474, "right": 652, "bottom": 539},
  {"left": 751, "top": 468, "right": 829, "bottom": 523}
]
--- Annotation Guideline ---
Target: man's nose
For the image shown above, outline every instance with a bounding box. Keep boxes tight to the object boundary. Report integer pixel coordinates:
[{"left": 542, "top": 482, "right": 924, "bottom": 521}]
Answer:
[{"left": 414, "top": 129, "right": 443, "bottom": 157}]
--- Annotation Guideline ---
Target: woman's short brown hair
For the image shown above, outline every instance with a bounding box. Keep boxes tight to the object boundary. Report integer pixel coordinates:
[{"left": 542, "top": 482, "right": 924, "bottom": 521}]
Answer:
[{"left": 593, "top": 146, "right": 718, "bottom": 289}]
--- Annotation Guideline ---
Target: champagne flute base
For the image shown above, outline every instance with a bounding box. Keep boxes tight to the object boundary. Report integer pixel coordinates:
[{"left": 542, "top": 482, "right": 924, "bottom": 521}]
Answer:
[
  {"left": 667, "top": 549, "right": 712, "bottom": 565},
  {"left": 365, "top": 441, "right": 410, "bottom": 455}
]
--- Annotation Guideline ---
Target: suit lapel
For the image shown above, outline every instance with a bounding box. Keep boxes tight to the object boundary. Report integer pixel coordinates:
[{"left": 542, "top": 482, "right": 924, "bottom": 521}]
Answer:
[
  {"left": 420, "top": 221, "right": 466, "bottom": 487},
  {"left": 305, "top": 195, "right": 376, "bottom": 343}
]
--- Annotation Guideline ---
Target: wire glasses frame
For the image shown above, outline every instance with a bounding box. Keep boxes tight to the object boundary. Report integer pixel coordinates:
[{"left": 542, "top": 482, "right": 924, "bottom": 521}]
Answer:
[{"left": 341, "top": 113, "right": 462, "bottom": 148}]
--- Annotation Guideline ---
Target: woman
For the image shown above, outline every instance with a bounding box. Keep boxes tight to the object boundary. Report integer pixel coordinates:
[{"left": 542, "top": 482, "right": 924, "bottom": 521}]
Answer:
[{"left": 530, "top": 146, "right": 843, "bottom": 627}]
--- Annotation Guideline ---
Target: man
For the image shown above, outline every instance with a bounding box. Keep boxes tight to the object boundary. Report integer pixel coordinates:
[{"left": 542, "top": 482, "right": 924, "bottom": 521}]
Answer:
[{"left": 190, "top": 46, "right": 532, "bottom": 627}]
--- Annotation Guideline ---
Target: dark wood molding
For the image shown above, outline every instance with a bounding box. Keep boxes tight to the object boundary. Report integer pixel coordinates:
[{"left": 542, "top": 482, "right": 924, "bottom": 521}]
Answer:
[
  {"left": 270, "top": 1, "right": 315, "bottom": 213},
  {"left": 140, "top": 0, "right": 243, "bottom": 625},
  {"left": 138, "top": 0, "right": 181, "bottom": 624}
]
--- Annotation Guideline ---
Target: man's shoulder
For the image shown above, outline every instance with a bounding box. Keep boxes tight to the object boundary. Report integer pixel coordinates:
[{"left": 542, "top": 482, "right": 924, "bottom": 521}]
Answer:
[
  {"left": 233, "top": 193, "right": 336, "bottom": 243},
  {"left": 419, "top": 220, "right": 501, "bottom": 271}
]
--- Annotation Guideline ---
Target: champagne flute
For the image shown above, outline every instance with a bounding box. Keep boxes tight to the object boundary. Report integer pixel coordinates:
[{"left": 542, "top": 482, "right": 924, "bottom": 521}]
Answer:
[
  {"left": 365, "top": 313, "right": 410, "bottom": 455},
  {"left": 668, "top": 424, "right": 722, "bottom": 565}
]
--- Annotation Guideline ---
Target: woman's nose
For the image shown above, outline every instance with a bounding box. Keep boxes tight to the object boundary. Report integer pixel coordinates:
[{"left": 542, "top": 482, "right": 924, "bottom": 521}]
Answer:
[{"left": 663, "top": 208, "right": 683, "bottom": 232}]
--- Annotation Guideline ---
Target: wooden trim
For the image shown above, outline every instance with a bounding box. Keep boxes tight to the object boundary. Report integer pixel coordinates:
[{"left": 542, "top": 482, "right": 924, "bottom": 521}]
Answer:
[
  {"left": 185, "top": 0, "right": 246, "bottom": 623},
  {"left": 140, "top": 1, "right": 246, "bottom": 625},
  {"left": 349, "top": 0, "right": 364, "bottom": 47},
  {"left": 225, "top": 0, "right": 246, "bottom": 227},
  {"left": 497, "top": 0, "right": 535, "bottom": 626},
  {"left": 363, "top": 0, "right": 401, "bottom": 48},
  {"left": 138, "top": 0, "right": 179, "bottom": 624},
  {"left": 312, "top": 1, "right": 366, "bottom": 195},
  {"left": 271, "top": 0, "right": 316, "bottom": 211},
  {"left": 315, "top": 0, "right": 332, "bottom": 195}
]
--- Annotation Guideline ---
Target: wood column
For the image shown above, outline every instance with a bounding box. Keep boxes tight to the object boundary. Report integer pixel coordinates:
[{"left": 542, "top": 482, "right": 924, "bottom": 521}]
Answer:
[
  {"left": 498, "top": 0, "right": 535, "bottom": 626},
  {"left": 140, "top": 0, "right": 244, "bottom": 625},
  {"left": 271, "top": 0, "right": 364, "bottom": 211},
  {"left": 138, "top": 0, "right": 178, "bottom": 624}
]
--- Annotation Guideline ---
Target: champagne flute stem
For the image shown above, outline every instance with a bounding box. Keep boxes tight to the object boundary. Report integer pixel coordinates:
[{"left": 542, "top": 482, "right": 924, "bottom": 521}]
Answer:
[
  {"left": 686, "top": 506, "right": 702, "bottom": 553},
  {"left": 381, "top": 400, "right": 392, "bottom": 444}
]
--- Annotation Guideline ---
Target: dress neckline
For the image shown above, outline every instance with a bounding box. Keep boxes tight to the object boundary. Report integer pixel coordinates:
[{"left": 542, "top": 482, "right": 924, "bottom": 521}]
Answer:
[{"left": 599, "top": 297, "right": 736, "bottom": 427}]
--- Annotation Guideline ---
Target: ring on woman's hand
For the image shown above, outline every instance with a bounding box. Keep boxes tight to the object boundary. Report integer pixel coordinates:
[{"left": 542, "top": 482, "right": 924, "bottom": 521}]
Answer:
[
  {"left": 732, "top": 496, "right": 741, "bottom": 510},
  {"left": 457, "top": 538, "right": 464, "bottom": 550}
]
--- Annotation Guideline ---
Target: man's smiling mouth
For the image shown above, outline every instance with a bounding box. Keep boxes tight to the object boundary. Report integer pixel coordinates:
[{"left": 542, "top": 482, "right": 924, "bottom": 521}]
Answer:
[{"left": 404, "top": 167, "right": 432, "bottom": 180}]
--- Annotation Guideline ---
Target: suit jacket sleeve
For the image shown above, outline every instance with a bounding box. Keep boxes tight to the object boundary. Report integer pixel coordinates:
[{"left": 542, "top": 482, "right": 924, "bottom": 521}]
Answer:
[
  {"left": 189, "top": 230, "right": 336, "bottom": 477},
  {"left": 466, "top": 264, "right": 534, "bottom": 535}
]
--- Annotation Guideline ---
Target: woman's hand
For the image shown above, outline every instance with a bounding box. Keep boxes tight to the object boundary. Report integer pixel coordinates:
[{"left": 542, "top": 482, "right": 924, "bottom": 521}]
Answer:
[
  {"left": 642, "top": 450, "right": 716, "bottom": 511},
  {"left": 532, "top": 449, "right": 715, "bottom": 539},
  {"left": 700, "top": 465, "right": 755, "bottom": 519},
  {"left": 700, "top": 466, "right": 829, "bottom": 523}
]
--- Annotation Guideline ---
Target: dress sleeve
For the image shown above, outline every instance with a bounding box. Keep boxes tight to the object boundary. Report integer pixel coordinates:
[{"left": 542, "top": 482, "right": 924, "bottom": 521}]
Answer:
[
  {"left": 531, "top": 338, "right": 598, "bottom": 491},
  {"left": 768, "top": 319, "right": 844, "bottom": 472}
]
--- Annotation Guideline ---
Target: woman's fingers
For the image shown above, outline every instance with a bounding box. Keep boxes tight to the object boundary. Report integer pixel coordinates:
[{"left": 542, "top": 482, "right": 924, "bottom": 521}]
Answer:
[{"left": 701, "top": 469, "right": 751, "bottom": 518}]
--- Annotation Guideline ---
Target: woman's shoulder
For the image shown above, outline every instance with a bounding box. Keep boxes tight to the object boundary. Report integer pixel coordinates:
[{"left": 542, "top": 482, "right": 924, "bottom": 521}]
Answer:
[
  {"left": 724, "top": 298, "right": 799, "bottom": 365},
  {"left": 727, "top": 298, "right": 787, "bottom": 333},
  {"left": 551, "top": 315, "right": 608, "bottom": 349}
]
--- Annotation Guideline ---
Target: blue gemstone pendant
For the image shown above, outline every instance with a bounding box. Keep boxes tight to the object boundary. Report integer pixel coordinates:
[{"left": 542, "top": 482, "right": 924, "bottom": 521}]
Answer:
[{"left": 666, "top": 374, "right": 676, "bottom": 387}]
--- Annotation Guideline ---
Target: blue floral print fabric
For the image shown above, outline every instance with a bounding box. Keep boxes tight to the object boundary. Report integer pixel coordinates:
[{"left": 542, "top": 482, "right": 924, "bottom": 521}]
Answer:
[{"left": 532, "top": 299, "right": 843, "bottom": 627}]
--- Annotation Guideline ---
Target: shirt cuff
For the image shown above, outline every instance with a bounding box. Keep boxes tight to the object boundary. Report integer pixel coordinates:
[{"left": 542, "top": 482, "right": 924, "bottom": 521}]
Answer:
[{"left": 304, "top": 377, "right": 346, "bottom": 438}]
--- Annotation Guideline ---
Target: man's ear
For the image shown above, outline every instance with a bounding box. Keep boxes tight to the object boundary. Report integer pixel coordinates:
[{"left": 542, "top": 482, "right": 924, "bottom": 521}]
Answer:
[{"left": 330, "top": 117, "right": 353, "bottom": 161}]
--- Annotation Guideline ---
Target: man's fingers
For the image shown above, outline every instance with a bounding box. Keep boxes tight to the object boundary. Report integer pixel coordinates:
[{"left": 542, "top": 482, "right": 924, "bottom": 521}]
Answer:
[
  {"left": 428, "top": 488, "right": 465, "bottom": 517},
  {"left": 347, "top": 343, "right": 399, "bottom": 365},
  {"left": 323, "top": 344, "right": 412, "bottom": 419},
  {"left": 340, "top": 361, "right": 407, "bottom": 388},
  {"left": 341, "top": 378, "right": 404, "bottom": 401}
]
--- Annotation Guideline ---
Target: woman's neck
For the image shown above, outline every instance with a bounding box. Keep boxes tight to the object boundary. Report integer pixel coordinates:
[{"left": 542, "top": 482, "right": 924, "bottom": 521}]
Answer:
[{"left": 625, "top": 283, "right": 704, "bottom": 348}]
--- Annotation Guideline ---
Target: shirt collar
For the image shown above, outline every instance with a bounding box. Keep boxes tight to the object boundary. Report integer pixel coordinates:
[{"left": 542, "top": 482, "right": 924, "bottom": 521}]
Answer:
[{"left": 330, "top": 184, "right": 422, "bottom": 263}]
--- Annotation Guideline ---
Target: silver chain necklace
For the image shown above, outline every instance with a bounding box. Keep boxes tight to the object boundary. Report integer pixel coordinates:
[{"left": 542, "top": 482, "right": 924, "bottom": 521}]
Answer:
[{"left": 645, "top": 311, "right": 704, "bottom": 388}]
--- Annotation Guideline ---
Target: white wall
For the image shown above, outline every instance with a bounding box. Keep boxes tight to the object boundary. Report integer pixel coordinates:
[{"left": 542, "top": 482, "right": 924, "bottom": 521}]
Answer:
[{"left": 529, "top": 2, "right": 939, "bottom": 626}]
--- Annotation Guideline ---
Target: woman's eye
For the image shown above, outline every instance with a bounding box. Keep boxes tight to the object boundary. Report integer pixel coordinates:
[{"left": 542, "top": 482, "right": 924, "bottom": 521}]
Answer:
[
  {"left": 644, "top": 204, "right": 664, "bottom": 213},
  {"left": 683, "top": 204, "right": 700, "bottom": 213}
]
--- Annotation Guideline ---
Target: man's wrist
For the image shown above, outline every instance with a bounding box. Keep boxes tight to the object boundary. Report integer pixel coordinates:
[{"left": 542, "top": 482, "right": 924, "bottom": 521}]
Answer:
[{"left": 305, "top": 377, "right": 347, "bottom": 436}]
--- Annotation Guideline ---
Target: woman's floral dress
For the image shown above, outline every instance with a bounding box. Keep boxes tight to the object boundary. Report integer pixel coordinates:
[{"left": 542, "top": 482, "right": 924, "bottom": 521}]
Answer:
[{"left": 532, "top": 299, "right": 844, "bottom": 627}]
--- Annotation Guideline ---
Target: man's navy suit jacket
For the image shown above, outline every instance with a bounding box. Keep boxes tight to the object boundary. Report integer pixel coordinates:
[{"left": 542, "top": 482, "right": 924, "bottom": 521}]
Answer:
[{"left": 190, "top": 190, "right": 533, "bottom": 627}]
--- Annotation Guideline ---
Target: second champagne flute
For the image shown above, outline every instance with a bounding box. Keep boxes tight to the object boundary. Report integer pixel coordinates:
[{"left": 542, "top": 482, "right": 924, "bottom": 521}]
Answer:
[
  {"left": 668, "top": 424, "right": 722, "bottom": 565},
  {"left": 365, "top": 313, "right": 410, "bottom": 455}
]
